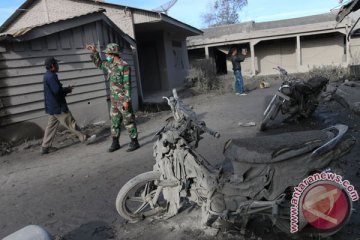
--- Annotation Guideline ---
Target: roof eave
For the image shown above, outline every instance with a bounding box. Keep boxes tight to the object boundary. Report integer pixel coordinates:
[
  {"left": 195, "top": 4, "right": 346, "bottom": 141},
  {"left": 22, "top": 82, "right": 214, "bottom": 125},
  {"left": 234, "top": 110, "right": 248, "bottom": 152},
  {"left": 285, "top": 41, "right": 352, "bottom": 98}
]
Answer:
[
  {"left": 0, "top": 0, "right": 35, "bottom": 33},
  {"left": 159, "top": 14, "right": 203, "bottom": 36},
  {"left": 71, "top": 0, "right": 161, "bottom": 17},
  {"left": 0, "top": 10, "right": 136, "bottom": 47}
]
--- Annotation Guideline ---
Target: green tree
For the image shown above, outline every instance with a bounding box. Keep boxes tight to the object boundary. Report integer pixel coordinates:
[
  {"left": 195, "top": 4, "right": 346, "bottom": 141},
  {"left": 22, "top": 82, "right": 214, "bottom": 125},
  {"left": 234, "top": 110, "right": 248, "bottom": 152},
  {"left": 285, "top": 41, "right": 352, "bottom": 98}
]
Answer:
[{"left": 202, "top": 0, "right": 248, "bottom": 27}]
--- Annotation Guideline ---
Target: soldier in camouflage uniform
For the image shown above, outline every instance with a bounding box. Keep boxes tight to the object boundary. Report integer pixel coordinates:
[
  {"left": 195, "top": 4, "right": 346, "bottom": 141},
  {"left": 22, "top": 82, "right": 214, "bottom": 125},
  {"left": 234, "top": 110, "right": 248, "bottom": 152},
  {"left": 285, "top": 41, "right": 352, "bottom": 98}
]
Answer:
[{"left": 86, "top": 43, "right": 140, "bottom": 152}]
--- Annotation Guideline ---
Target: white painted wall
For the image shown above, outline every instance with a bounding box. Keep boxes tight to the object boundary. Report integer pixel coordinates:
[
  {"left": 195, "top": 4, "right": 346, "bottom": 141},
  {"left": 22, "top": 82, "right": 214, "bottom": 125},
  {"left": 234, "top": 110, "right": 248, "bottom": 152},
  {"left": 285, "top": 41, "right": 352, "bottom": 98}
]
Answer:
[
  {"left": 163, "top": 32, "right": 190, "bottom": 89},
  {"left": 255, "top": 38, "right": 297, "bottom": 75},
  {"left": 300, "top": 33, "right": 345, "bottom": 68},
  {"left": 349, "top": 37, "right": 360, "bottom": 64}
]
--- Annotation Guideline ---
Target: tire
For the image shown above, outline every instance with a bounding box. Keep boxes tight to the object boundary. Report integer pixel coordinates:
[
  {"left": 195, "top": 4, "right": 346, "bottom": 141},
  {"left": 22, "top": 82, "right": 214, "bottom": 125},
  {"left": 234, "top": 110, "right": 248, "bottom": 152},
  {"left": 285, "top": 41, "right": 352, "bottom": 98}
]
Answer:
[
  {"left": 260, "top": 98, "right": 281, "bottom": 131},
  {"left": 115, "top": 171, "right": 167, "bottom": 223}
]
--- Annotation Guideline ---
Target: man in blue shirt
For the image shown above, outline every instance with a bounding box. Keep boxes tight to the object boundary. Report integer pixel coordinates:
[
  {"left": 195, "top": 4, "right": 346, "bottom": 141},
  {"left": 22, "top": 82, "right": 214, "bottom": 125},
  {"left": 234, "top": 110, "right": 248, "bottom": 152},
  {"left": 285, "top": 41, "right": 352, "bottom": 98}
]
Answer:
[
  {"left": 41, "top": 57, "right": 95, "bottom": 154},
  {"left": 229, "top": 47, "right": 248, "bottom": 96}
]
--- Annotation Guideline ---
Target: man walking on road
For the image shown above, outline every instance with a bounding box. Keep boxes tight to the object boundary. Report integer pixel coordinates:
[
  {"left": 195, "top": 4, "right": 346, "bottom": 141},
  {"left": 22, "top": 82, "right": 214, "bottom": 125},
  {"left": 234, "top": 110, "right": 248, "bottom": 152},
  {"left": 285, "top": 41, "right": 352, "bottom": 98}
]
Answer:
[
  {"left": 86, "top": 43, "right": 140, "bottom": 153},
  {"left": 229, "top": 47, "right": 247, "bottom": 96},
  {"left": 41, "top": 57, "right": 96, "bottom": 154}
]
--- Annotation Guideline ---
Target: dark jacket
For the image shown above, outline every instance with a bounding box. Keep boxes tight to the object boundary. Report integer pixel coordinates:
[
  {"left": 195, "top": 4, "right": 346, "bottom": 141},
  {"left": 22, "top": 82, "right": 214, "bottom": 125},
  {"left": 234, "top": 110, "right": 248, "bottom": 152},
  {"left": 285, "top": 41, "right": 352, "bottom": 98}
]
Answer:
[
  {"left": 43, "top": 70, "right": 70, "bottom": 114},
  {"left": 230, "top": 54, "right": 246, "bottom": 71}
]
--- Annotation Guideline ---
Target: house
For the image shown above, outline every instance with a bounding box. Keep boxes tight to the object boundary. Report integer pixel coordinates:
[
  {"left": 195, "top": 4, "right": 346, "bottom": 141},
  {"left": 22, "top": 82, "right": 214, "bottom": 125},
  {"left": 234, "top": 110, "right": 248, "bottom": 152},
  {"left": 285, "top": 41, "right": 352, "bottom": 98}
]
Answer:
[
  {"left": 0, "top": 0, "right": 202, "bottom": 141},
  {"left": 1, "top": 0, "right": 202, "bottom": 98},
  {"left": 0, "top": 10, "right": 137, "bottom": 139},
  {"left": 187, "top": 13, "right": 353, "bottom": 76}
]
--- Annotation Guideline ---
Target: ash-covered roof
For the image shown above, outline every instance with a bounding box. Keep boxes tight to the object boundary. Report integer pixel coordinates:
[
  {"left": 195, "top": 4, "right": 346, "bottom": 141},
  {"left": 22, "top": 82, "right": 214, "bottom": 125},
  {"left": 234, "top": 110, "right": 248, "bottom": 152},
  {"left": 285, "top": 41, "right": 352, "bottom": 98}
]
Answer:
[{"left": 190, "top": 13, "right": 338, "bottom": 41}]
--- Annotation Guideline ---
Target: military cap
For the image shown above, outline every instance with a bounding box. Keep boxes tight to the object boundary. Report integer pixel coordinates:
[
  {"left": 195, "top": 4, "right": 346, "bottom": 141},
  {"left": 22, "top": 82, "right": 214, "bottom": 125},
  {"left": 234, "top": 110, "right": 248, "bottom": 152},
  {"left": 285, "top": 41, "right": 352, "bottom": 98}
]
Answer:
[{"left": 103, "top": 43, "right": 121, "bottom": 55}]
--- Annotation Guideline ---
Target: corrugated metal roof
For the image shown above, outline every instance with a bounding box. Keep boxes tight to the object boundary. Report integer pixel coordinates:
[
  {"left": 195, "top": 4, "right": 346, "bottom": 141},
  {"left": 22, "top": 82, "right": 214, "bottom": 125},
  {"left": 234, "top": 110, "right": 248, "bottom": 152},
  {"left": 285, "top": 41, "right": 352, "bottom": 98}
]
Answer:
[
  {"left": 0, "top": 0, "right": 156, "bottom": 32},
  {"left": 0, "top": 0, "right": 202, "bottom": 36},
  {"left": 0, "top": 8, "right": 106, "bottom": 39}
]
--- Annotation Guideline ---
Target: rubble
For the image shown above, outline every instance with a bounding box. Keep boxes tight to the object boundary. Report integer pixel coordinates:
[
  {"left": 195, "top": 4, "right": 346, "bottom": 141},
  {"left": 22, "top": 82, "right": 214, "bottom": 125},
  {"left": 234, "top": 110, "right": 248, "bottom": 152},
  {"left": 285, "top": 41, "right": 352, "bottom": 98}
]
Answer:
[
  {"left": 0, "top": 141, "right": 14, "bottom": 156},
  {"left": 334, "top": 82, "right": 360, "bottom": 115},
  {"left": 238, "top": 122, "right": 256, "bottom": 127}
]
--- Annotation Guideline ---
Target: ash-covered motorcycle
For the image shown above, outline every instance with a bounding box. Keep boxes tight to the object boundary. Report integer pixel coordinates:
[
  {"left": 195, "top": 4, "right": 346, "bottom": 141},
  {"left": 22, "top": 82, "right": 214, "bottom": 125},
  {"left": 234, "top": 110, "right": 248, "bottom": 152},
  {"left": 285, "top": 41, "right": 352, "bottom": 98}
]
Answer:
[
  {"left": 115, "top": 89, "right": 355, "bottom": 238},
  {"left": 260, "top": 66, "right": 329, "bottom": 131}
]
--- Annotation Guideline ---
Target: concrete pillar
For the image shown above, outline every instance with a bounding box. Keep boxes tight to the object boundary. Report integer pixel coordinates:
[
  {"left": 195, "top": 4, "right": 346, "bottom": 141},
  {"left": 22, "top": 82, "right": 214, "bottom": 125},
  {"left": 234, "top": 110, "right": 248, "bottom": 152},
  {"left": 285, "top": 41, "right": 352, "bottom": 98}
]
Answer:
[
  {"left": 296, "top": 35, "right": 301, "bottom": 70},
  {"left": 250, "top": 42, "right": 256, "bottom": 75},
  {"left": 346, "top": 24, "right": 351, "bottom": 65},
  {"left": 205, "top": 46, "right": 209, "bottom": 59}
]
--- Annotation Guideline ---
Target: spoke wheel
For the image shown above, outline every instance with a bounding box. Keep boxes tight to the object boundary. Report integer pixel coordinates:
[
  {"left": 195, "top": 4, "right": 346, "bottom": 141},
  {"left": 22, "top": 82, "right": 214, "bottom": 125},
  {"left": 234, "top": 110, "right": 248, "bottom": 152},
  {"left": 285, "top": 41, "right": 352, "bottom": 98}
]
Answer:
[
  {"left": 116, "top": 171, "right": 168, "bottom": 223},
  {"left": 260, "top": 98, "right": 281, "bottom": 131}
]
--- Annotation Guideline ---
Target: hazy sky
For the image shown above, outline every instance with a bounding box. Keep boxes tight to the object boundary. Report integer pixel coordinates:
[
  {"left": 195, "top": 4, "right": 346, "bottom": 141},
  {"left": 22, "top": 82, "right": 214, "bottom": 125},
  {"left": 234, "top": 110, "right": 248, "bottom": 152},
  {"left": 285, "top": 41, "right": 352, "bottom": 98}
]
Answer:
[{"left": 0, "top": 0, "right": 343, "bottom": 29}]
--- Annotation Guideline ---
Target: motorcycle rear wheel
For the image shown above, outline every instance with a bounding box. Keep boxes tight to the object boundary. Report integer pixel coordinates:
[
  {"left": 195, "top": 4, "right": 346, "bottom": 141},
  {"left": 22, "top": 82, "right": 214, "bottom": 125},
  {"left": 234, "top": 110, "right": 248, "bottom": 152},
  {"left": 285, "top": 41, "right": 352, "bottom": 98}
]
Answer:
[{"left": 115, "top": 171, "right": 167, "bottom": 223}]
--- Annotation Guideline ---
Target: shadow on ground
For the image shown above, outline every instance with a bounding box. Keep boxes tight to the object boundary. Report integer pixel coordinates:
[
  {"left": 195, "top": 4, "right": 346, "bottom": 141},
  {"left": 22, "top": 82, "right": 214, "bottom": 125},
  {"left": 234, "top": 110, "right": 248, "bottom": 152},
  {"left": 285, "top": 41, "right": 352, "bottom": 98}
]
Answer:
[{"left": 61, "top": 221, "right": 115, "bottom": 240}]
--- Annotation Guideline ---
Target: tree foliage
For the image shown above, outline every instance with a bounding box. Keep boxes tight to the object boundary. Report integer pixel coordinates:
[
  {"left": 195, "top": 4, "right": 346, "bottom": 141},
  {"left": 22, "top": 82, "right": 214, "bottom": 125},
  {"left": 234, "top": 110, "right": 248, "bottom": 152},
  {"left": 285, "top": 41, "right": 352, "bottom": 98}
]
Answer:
[{"left": 201, "top": 0, "right": 248, "bottom": 27}]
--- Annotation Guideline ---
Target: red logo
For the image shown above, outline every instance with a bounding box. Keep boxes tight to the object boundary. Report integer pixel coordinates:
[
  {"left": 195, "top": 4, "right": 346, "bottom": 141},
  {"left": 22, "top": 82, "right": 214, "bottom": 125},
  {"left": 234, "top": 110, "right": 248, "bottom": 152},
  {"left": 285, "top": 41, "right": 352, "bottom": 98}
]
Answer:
[{"left": 301, "top": 183, "right": 350, "bottom": 230}]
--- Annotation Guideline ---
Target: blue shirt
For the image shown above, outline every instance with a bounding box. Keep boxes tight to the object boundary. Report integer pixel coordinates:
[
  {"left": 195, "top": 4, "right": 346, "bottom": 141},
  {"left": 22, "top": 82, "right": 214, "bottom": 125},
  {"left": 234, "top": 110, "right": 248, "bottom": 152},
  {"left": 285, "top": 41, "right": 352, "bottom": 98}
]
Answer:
[{"left": 43, "top": 70, "right": 70, "bottom": 115}]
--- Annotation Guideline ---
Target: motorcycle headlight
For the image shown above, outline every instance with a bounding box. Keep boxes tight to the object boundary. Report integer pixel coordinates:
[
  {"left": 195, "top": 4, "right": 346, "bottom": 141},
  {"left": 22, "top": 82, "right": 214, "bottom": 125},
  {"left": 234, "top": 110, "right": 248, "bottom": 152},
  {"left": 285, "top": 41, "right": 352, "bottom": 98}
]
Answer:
[{"left": 281, "top": 85, "right": 292, "bottom": 95}]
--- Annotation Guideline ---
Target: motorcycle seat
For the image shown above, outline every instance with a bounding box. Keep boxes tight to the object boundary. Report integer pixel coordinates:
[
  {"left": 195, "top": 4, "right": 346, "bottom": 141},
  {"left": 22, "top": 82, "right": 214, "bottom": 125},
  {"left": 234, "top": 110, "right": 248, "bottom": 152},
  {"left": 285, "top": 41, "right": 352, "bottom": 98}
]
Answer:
[
  {"left": 223, "top": 130, "right": 331, "bottom": 164},
  {"left": 306, "top": 77, "right": 329, "bottom": 91}
]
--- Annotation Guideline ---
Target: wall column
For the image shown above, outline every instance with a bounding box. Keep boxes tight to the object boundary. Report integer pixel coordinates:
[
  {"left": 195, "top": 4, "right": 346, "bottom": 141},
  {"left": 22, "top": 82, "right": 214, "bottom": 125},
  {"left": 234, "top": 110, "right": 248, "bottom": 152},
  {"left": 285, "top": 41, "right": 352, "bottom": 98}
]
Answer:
[
  {"left": 296, "top": 35, "right": 302, "bottom": 71},
  {"left": 250, "top": 41, "right": 256, "bottom": 76},
  {"left": 205, "top": 46, "right": 209, "bottom": 59},
  {"left": 346, "top": 24, "right": 351, "bottom": 65}
]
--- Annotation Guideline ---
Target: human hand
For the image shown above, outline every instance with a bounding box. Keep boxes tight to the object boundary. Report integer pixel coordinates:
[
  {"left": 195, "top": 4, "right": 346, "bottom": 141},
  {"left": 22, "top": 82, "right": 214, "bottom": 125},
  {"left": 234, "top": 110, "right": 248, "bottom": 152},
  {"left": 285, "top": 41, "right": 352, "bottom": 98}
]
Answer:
[
  {"left": 67, "top": 85, "right": 74, "bottom": 93},
  {"left": 122, "top": 101, "right": 129, "bottom": 111},
  {"left": 242, "top": 48, "right": 248, "bottom": 55},
  {"left": 85, "top": 44, "right": 97, "bottom": 53}
]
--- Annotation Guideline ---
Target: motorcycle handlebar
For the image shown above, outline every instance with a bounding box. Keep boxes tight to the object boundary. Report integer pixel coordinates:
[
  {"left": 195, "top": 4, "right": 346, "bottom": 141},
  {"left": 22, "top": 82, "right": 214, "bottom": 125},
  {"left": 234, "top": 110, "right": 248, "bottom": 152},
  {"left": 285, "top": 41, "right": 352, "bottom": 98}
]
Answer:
[{"left": 166, "top": 89, "right": 220, "bottom": 138}]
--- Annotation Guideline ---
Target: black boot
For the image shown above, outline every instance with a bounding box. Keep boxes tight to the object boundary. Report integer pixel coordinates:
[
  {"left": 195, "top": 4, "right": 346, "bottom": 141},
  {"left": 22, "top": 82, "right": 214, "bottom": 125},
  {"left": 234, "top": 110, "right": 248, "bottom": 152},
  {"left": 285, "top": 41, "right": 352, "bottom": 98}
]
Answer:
[
  {"left": 127, "top": 138, "right": 140, "bottom": 152},
  {"left": 108, "top": 137, "right": 120, "bottom": 152}
]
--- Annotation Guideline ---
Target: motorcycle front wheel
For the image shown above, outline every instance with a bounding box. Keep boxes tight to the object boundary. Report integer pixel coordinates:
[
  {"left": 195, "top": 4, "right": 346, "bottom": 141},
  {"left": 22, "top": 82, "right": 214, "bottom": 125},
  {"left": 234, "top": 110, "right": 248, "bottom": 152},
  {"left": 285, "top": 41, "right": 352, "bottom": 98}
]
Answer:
[
  {"left": 260, "top": 97, "right": 281, "bottom": 131},
  {"left": 115, "top": 171, "right": 168, "bottom": 223}
]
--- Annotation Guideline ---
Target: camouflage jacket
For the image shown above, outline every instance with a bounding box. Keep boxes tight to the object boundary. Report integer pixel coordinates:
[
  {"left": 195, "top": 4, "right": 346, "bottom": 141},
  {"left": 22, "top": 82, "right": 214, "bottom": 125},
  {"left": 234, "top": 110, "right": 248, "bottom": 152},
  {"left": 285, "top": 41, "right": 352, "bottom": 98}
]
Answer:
[{"left": 91, "top": 52, "right": 131, "bottom": 102}]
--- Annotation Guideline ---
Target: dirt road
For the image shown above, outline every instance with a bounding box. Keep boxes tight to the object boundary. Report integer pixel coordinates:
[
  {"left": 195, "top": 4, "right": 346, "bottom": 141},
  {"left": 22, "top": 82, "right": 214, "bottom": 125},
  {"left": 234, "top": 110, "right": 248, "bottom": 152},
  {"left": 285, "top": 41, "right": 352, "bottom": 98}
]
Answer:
[{"left": 0, "top": 85, "right": 359, "bottom": 240}]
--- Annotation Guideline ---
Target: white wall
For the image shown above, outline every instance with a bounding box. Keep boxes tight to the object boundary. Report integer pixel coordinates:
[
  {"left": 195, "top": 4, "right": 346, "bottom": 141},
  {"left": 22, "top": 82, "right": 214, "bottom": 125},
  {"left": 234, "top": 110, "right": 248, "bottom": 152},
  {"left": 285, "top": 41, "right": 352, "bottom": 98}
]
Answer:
[
  {"left": 163, "top": 32, "right": 190, "bottom": 89},
  {"left": 301, "top": 33, "right": 345, "bottom": 68},
  {"left": 255, "top": 38, "right": 297, "bottom": 75},
  {"left": 349, "top": 37, "right": 360, "bottom": 64}
]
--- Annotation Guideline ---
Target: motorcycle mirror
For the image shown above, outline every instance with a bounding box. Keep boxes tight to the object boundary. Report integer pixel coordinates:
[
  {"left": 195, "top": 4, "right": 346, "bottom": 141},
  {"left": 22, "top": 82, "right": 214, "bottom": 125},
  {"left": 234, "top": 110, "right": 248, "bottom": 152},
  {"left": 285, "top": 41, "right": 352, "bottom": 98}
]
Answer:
[
  {"left": 163, "top": 96, "right": 170, "bottom": 105},
  {"left": 172, "top": 89, "right": 179, "bottom": 100}
]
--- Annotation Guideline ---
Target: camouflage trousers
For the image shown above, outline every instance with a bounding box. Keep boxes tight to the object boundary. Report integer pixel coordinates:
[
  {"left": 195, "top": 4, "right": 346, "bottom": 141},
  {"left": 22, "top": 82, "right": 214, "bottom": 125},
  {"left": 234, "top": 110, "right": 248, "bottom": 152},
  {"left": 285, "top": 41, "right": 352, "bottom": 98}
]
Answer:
[{"left": 110, "top": 100, "right": 138, "bottom": 139}]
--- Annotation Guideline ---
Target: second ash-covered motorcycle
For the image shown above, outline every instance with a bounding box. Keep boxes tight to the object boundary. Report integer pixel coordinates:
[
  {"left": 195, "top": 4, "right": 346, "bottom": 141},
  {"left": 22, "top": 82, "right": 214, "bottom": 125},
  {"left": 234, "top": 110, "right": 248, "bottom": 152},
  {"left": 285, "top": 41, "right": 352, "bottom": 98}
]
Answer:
[
  {"left": 260, "top": 66, "right": 329, "bottom": 131},
  {"left": 115, "top": 89, "right": 355, "bottom": 238}
]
